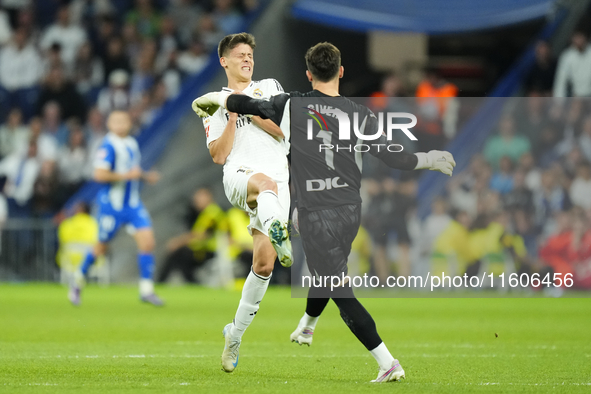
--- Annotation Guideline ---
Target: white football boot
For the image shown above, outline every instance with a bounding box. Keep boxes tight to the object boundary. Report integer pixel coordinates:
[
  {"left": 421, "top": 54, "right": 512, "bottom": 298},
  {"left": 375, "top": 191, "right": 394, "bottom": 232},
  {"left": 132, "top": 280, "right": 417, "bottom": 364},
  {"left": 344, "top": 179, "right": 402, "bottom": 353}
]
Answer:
[
  {"left": 290, "top": 326, "right": 314, "bottom": 346},
  {"left": 221, "top": 323, "right": 241, "bottom": 372},
  {"left": 371, "top": 359, "right": 405, "bottom": 383},
  {"left": 68, "top": 270, "right": 86, "bottom": 306},
  {"left": 268, "top": 220, "right": 292, "bottom": 267}
]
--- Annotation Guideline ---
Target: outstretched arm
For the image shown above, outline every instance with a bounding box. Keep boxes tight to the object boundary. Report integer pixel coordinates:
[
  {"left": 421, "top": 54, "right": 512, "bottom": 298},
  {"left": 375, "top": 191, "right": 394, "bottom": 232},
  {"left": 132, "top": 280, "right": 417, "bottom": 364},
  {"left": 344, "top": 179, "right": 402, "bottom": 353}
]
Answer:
[
  {"left": 371, "top": 146, "right": 456, "bottom": 176},
  {"left": 370, "top": 140, "right": 456, "bottom": 176},
  {"left": 373, "top": 149, "right": 418, "bottom": 170},
  {"left": 362, "top": 110, "right": 456, "bottom": 175},
  {"left": 225, "top": 93, "right": 285, "bottom": 120},
  {"left": 94, "top": 167, "right": 142, "bottom": 183},
  {"left": 192, "top": 91, "right": 289, "bottom": 124}
]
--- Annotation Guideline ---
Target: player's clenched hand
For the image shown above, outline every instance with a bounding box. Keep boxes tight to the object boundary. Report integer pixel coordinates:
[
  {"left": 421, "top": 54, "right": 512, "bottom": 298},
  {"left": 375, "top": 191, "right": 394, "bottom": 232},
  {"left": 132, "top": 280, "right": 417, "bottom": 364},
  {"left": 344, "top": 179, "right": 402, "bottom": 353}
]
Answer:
[
  {"left": 427, "top": 150, "right": 456, "bottom": 176},
  {"left": 191, "top": 91, "right": 230, "bottom": 117},
  {"left": 142, "top": 170, "right": 161, "bottom": 185},
  {"left": 415, "top": 150, "right": 456, "bottom": 176},
  {"left": 125, "top": 167, "right": 143, "bottom": 180}
]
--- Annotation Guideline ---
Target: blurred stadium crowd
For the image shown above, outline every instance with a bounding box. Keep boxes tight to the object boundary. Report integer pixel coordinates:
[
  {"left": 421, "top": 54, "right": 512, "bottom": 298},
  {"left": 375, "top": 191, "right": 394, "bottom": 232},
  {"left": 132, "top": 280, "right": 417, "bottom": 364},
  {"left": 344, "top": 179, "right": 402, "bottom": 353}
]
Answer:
[
  {"left": 0, "top": 0, "right": 256, "bottom": 220},
  {"left": 355, "top": 28, "right": 591, "bottom": 289},
  {"left": 1, "top": 1, "right": 590, "bottom": 290}
]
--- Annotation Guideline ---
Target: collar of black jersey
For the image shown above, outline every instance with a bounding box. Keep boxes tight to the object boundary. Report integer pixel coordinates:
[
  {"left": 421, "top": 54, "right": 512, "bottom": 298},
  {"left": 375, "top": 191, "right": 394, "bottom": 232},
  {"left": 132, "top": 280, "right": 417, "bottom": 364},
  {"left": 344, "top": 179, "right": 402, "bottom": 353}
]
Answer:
[{"left": 311, "top": 89, "right": 340, "bottom": 97}]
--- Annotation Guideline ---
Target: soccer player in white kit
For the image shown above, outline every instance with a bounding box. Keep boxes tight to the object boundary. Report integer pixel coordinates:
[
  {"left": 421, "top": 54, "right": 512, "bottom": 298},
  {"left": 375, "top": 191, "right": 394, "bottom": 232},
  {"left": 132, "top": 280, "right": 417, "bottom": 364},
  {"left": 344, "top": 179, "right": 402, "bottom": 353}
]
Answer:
[{"left": 198, "top": 33, "right": 291, "bottom": 373}]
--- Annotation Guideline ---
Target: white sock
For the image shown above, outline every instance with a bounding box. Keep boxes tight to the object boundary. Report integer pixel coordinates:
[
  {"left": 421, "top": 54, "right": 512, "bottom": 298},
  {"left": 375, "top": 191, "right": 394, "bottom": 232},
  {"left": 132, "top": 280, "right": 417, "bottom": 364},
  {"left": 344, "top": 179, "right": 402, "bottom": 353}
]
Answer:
[
  {"left": 370, "top": 342, "right": 395, "bottom": 370},
  {"left": 230, "top": 269, "right": 271, "bottom": 339},
  {"left": 256, "top": 190, "right": 283, "bottom": 234},
  {"left": 298, "top": 313, "right": 319, "bottom": 330},
  {"left": 139, "top": 279, "right": 154, "bottom": 296},
  {"left": 72, "top": 269, "right": 85, "bottom": 288}
]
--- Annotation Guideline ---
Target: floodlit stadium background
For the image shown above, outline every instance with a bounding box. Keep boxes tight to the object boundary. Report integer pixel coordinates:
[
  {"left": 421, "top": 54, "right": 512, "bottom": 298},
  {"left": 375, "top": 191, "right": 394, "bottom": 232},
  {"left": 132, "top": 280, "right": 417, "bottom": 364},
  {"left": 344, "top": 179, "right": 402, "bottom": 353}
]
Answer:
[
  {"left": 1, "top": 1, "right": 591, "bottom": 393},
  {"left": 1, "top": 0, "right": 591, "bottom": 292}
]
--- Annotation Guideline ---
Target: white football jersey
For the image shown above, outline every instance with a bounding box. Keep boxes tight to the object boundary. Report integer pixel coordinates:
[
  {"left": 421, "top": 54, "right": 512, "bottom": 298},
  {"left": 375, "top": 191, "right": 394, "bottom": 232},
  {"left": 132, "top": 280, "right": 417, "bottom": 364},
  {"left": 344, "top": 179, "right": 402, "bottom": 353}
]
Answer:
[{"left": 203, "top": 79, "right": 288, "bottom": 182}]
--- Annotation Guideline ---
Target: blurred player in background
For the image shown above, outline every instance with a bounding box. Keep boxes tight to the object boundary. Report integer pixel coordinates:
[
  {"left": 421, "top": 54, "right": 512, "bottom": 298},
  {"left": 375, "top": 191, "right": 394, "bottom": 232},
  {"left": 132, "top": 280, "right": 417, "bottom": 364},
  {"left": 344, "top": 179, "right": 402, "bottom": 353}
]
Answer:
[
  {"left": 192, "top": 42, "right": 456, "bottom": 383},
  {"left": 199, "top": 33, "right": 291, "bottom": 373},
  {"left": 69, "top": 110, "right": 162, "bottom": 306},
  {"left": 57, "top": 202, "right": 98, "bottom": 285},
  {"left": 158, "top": 188, "right": 225, "bottom": 284}
]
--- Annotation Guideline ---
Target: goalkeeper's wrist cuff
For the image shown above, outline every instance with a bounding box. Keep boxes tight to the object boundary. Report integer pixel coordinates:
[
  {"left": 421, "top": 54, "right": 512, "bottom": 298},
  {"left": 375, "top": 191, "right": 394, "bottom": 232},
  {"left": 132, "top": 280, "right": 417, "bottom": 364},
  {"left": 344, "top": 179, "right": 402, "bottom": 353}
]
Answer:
[
  {"left": 217, "top": 91, "right": 231, "bottom": 108},
  {"left": 414, "top": 152, "right": 430, "bottom": 170}
]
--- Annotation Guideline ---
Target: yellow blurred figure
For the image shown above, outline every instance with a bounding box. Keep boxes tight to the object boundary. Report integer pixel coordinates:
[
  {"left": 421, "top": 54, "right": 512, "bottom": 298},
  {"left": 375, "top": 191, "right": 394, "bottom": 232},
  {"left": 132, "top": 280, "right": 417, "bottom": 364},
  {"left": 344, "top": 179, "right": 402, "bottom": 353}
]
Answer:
[
  {"left": 158, "top": 188, "right": 226, "bottom": 284},
  {"left": 187, "top": 198, "right": 226, "bottom": 255},
  {"left": 57, "top": 203, "right": 101, "bottom": 281},
  {"left": 432, "top": 209, "right": 527, "bottom": 278},
  {"left": 468, "top": 219, "right": 526, "bottom": 276},
  {"left": 226, "top": 207, "right": 254, "bottom": 289},
  {"left": 226, "top": 207, "right": 253, "bottom": 259},
  {"left": 431, "top": 211, "right": 472, "bottom": 276}
]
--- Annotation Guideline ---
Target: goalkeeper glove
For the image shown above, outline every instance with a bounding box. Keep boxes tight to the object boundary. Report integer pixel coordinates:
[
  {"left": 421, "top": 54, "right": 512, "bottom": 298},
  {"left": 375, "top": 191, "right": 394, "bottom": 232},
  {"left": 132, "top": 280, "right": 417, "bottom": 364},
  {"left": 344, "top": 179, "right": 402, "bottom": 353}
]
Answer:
[
  {"left": 191, "top": 91, "right": 230, "bottom": 117},
  {"left": 414, "top": 150, "right": 456, "bottom": 176}
]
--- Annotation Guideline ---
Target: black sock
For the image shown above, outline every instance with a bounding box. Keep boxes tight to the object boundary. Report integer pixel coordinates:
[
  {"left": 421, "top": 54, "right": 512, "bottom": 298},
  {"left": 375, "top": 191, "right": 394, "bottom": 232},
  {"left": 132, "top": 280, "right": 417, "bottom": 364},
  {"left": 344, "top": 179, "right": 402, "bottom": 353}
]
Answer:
[
  {"left": 305, "top": 286, "right": 330, "bottom": 317},
  {"left": 331, "top": 287, "right": 382, "bottom": 350}
]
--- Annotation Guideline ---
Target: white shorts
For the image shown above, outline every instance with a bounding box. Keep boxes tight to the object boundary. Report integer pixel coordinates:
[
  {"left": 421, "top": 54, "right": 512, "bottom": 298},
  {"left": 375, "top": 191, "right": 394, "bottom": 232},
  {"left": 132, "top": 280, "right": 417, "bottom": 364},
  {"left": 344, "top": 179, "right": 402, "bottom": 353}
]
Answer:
[{"left": 223, "top": 166, "right": 290, "bottom": 236}]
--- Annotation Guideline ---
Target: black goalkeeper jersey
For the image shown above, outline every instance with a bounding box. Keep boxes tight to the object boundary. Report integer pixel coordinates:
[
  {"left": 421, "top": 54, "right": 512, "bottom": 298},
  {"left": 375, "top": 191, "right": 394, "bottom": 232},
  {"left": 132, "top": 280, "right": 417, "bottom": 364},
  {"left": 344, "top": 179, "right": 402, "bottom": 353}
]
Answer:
[
  {"left": 290, "top": 91, "right": 375, "bottom": 210},
  {"left": 226, "top": 90, "right": 418, "bottom": 211}
]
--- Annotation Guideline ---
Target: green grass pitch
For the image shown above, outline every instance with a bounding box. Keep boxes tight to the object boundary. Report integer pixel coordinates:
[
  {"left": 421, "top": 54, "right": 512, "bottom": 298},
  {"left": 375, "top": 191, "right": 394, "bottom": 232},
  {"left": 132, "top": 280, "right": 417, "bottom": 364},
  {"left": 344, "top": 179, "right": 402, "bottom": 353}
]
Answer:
[{"left": 1, "top": 284, "right": 590, "bottom": 393}]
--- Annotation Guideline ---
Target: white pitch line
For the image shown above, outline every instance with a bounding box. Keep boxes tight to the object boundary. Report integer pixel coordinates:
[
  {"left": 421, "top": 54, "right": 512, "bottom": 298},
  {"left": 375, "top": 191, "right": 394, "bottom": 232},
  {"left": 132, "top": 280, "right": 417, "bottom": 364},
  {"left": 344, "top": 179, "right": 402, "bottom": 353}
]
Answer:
[
  {"left": 3, "top": 382, "right": 590, "bottom": 387},
  {"left": 24, "top": 352, "right": 589, "bottom": 360}
]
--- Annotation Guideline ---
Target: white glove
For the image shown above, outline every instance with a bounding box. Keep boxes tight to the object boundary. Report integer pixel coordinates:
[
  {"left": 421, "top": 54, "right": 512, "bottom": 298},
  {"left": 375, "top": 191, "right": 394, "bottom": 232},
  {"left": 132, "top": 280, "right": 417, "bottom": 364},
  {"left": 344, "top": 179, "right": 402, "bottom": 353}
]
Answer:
[
  {"left": 414, "top": 150, "right": 456, "bottom": 176},
  {"left": 191, "top": 91, "right": 230, "bottom": 118}
]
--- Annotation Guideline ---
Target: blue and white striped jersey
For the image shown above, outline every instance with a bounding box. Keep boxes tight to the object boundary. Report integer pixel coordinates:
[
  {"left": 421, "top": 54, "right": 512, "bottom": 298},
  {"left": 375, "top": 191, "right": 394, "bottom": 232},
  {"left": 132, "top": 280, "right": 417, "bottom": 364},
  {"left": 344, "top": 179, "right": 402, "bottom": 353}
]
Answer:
[{"left": 94, "top": 132, "right": 141, "bottom": 211}]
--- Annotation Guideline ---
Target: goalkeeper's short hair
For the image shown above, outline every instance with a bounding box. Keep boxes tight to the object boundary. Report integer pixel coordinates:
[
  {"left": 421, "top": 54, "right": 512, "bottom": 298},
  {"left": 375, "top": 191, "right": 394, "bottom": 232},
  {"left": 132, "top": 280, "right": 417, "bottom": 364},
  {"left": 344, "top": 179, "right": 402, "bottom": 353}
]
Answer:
[{"left": 305, "top": 42, "right": 341, "bottom": 82}]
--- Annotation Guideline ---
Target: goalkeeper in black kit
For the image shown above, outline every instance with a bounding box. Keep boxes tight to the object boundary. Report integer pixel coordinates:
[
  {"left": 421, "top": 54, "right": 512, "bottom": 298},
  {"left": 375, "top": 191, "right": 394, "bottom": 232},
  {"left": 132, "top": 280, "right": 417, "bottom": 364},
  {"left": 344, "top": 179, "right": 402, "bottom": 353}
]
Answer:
[{"left": 192, "top": 42, "right": 456, "bottom": 383}]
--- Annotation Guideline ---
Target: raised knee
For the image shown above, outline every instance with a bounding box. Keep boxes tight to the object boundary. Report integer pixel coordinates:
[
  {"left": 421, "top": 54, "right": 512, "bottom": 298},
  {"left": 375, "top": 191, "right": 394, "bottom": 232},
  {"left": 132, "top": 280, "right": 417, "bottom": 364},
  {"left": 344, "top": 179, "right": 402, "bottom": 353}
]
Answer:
[
  {"left": 252, "top": 261, "right": 274, "bottom": 278},
  {"left": 139, "top": 237, "right": 155, "bottom": 253},
  {"left": 95, "top": 243, "right": 108, "bottom": 256},
  {"left": 258, "top": 178, "right": 278, "bottom": 195}
]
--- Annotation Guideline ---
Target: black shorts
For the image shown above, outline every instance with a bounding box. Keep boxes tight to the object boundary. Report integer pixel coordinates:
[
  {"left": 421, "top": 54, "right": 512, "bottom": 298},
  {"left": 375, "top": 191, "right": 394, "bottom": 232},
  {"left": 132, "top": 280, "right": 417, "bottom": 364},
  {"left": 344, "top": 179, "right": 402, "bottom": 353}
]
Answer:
[
  {"left": 368, "top": 218, "right": 410, "bottom": 246},
  {"left": 298, "top": 204, "right": 361, "bottom": 277}
]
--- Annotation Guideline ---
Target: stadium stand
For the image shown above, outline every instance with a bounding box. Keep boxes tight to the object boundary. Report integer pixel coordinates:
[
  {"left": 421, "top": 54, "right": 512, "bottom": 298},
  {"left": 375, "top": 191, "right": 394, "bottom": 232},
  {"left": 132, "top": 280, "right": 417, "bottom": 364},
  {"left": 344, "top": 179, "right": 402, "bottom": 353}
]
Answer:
[
  {"left": 0, "top": 0, "right": 259, "bottom": 220},
  {"left": 0, "top": 0, "right": 265, "bottom": 281},
  {"left": 2, "top": 0, "right": 591, "bottom": 289}
]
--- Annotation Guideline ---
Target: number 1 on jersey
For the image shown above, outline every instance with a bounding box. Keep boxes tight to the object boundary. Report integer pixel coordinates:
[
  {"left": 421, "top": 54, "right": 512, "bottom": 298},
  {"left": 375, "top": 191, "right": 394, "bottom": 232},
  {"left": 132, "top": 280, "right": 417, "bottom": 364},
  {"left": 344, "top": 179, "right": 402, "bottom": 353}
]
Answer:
[{"left": 316, "top": 129, "right": 335, "bottom": 170}]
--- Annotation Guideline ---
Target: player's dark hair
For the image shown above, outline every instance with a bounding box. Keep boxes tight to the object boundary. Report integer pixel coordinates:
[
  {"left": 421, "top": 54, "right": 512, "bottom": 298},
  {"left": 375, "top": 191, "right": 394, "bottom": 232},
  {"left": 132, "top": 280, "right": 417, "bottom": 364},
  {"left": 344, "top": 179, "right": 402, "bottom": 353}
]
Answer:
[
  {"left": 573, "top": 28, "right": 589, "bottom": 39},
  {"left": 218, "top": 32, "right": 256, "bottom": 58},
  {"left": 305, "top": 42, "right": 341, "bottom": 82}
]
